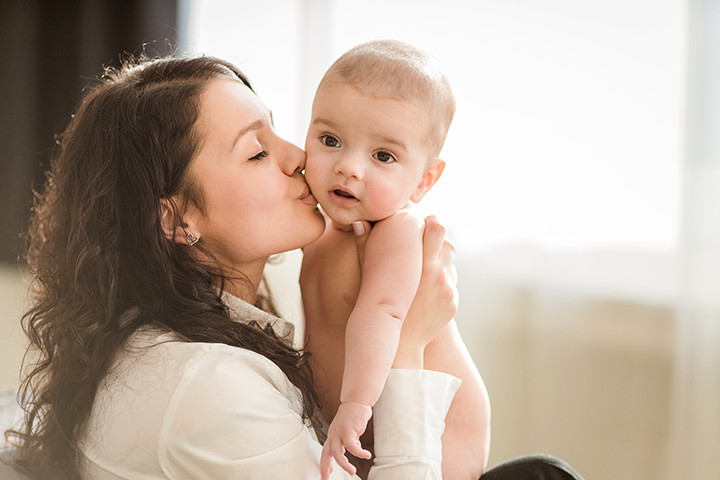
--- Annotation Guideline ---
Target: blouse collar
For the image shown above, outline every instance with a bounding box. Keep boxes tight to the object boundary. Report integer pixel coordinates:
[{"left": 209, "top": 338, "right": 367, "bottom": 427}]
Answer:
[{"left": 221, "top": 291, "right": 295, "bottom": 345}]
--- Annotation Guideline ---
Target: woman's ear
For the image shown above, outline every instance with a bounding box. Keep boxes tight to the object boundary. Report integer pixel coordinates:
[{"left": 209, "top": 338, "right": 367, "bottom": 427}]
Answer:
[
  {"left": 159, "top": 198, "right": 199, "bottom": 245},
  {"left": 411, "top": 159, "right": 446, "bottom": 203}
]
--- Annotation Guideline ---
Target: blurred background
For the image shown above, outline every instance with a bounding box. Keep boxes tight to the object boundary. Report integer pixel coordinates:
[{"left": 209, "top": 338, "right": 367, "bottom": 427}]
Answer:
[{"left": 1, "top": 1, "right": 718, "bottom": 479}]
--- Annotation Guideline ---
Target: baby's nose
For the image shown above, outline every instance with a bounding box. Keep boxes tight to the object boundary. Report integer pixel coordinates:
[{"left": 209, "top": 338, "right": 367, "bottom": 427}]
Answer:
[{"left": 334, "top": 153, "right": 364, "bottom": 179}]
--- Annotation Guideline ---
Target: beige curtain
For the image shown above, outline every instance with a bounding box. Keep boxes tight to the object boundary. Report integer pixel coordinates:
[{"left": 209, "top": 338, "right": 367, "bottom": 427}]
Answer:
[{"left": 667, "top": 0, "right": 720, "bottom": 478}]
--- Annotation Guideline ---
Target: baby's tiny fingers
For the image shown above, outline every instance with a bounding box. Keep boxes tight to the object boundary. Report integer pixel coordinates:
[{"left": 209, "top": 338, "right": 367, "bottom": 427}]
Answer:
[
  {"left": 334, "top": 451, "right": 357, "bottom": 476},
  {"left": 320, "top": 450, "right": 333, "bottom": 480},
  {"left": 345, "top": 438, "right": 372, "bottom": 460}
]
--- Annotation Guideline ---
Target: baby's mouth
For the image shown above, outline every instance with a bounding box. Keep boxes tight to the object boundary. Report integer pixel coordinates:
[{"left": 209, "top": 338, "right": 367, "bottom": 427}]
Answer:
[{"left": 333, "top": 189, "right": 356, "bottom": 200}]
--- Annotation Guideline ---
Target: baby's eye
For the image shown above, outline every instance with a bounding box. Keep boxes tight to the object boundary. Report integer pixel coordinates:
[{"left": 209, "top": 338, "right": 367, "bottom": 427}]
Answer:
[
  {"left": 320, "top": 135, "right": 341, "bottom": 148},
  {"left": 373, "top": 151, "right": 396, "bottom": 163}
]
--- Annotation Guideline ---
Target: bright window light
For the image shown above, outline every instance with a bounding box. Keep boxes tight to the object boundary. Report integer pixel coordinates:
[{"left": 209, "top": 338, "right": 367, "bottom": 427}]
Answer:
[{"left": 183, "top": 0, "right": 685, "bottom": 255}]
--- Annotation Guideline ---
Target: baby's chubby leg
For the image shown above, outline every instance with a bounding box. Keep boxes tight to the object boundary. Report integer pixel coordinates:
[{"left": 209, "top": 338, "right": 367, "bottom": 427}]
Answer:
[{"left": 424, "top": 320, "right": 491, "bottom": 480}]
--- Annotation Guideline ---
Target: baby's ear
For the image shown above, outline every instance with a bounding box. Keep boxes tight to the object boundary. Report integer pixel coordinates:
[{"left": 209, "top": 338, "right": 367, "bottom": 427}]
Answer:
[
  {"left": 411, "top": 159, "right": 445, "bottom": 203},
  {"left": 159, "top": 198, "right": 197, "bottom": 245}
]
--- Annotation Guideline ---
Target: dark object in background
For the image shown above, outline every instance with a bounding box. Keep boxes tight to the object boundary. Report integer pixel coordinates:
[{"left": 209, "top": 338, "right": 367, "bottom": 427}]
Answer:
[{"left": 0, "top": 0, "right": 178, "bottom": 264}]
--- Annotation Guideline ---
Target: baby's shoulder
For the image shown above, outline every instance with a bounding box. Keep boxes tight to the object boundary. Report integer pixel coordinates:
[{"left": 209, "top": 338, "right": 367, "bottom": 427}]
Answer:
[{"left": 374, "top": 208, "right": 425, "bottom": 236}]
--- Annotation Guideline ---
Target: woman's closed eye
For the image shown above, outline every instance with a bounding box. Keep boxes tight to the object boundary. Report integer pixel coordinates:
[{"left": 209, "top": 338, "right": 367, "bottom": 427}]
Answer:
[
  {"left": 249, "top": 150, "right": 269, "bottom": 161},
  {"left": 320, "top": 135, "right": 341, "bottom": 148},
  {"left": 373, "top": 151, "right": 397, "bottom": 163}
]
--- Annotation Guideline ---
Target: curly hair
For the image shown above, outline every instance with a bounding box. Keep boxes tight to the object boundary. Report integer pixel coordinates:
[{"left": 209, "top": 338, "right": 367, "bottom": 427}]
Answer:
[{"left": 6, "top": 55, "right": 319, "bottom": 479}]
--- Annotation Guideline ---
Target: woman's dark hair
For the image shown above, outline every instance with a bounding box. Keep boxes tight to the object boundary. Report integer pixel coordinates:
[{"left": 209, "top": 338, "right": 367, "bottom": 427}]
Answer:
[{"left": 6, "top": 55, "right": 319, "bottom": 479}]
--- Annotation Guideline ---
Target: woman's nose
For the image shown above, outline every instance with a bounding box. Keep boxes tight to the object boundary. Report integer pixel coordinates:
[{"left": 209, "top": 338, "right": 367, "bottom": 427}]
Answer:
[
  {"left": 334, "top": 153, "right": 363, "bottom": 180},
  {"left": 281, "top": 138, "right": 306, "bottom": 176}
]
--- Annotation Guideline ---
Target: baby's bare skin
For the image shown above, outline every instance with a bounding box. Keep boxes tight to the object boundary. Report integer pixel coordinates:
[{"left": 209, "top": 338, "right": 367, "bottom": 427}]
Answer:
[{"left": 301, "top": 219, "right": 491, "bottom": 479}]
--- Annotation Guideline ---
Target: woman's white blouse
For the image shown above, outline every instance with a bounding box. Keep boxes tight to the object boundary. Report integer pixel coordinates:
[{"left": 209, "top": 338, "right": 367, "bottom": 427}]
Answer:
[{"left": 80, "top": 294, "right": 461, "bottom": 479}]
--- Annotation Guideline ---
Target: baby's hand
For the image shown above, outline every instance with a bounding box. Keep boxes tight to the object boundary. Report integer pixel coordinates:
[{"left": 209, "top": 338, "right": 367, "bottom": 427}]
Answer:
[{"left": 320, "top": 402, "right": 373, "bottom": 480}]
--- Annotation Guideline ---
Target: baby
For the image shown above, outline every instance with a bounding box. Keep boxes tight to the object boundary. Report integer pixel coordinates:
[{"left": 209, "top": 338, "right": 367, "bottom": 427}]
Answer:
[{"left": 301, "top": 40, "right": 490, "bottom": 480}]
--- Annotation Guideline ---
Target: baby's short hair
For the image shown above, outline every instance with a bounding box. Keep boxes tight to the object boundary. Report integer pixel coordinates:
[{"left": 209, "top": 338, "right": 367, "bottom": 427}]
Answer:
[{"left": 320, "top": 40, "right": 455, "bottom": 159}]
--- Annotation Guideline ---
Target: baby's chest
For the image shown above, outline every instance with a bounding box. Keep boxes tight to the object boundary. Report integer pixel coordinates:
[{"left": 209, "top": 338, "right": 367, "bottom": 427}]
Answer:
[
  {"left": 317, "top": 244, "right": 362, "bottom": 322},
  {"left": 302, "top": 232, "right": 363, "bottom": 328}
]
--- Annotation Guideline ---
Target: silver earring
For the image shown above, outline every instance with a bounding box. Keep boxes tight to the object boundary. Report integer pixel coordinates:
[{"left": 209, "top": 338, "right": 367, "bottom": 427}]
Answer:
[{"left": 186, "top": 231, "right": 200, "bottom": 246}]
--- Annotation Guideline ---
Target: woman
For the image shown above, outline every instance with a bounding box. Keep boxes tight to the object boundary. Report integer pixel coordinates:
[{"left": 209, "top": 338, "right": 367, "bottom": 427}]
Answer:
[{"left": 7, "top": 55, "right": 583, "bottom": 479}]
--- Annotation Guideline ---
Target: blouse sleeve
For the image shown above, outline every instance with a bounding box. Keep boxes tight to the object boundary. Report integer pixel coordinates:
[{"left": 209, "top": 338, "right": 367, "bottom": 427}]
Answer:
[
  {"left": 368, "top": 369, "right": 462, "bottom": 480},
  {"left": 158, "top": 345, "right": 460, "bottom": 480}
]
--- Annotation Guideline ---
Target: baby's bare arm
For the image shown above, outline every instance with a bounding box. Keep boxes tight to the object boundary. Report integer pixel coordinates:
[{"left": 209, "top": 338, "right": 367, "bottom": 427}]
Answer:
[
  {"left": 340, "top": 212, "right": 424, "bottom": 406},
  {"left": 320, "top": 215, "right": 462, "bottom": 479},
  {"left": 321, "top": 212, "right": 425, "bottom": 477}
]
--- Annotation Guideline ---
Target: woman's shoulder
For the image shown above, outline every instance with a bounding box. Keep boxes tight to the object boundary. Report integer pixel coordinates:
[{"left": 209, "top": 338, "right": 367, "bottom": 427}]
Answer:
[
  {"left": 123, "top": 327, "right": 297, "bottom": 394},
  {"left": 82, "top": 329, "right": 307, "bottom": 477}
]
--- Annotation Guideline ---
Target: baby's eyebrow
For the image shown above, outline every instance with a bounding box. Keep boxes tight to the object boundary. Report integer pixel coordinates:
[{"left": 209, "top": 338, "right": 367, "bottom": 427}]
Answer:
[
  {"left": 374, "top": 135, "right": 408, "bottom": 152},
  {"left": 310, "top": 118, "right": 338, "bottom": 129}
]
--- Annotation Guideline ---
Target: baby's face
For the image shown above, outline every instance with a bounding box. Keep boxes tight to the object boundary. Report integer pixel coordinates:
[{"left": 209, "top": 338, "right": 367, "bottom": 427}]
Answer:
[{"left": 304, "top": 81, "right": 436, "bottom": 227}]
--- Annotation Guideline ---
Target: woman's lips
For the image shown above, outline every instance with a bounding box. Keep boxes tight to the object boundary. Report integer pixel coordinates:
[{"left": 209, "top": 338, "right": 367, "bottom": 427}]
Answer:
[{"left": 299, "top": 187, "right": 318, "bottom": 205}]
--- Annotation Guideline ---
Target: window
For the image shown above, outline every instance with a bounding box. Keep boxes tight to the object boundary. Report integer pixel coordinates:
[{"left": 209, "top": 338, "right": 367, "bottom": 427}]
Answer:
[{"left": 182, "top": 0, "right": 686, "bottom": 301}]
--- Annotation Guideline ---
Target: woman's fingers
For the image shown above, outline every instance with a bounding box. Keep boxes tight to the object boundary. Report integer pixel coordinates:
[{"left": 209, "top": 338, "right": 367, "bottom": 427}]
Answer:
[
  {"left": 438, "top": 235, "right": 458, "bottom": 295},
  {"left": 352, "top": 220, "right": 372, "bottom": 269},
  {"left": 420, "top": 216, "right": 458, "bottom": 325},
  {"left": 438, "top": 235, "right": 456, "bottom": 266},
  {"left": 421, "top": 216, "right": 445, "bottom": 263}
]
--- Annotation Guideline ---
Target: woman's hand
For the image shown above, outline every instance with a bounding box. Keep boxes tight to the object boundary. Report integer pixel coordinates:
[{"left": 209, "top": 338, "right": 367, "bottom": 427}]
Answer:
[
  {"left": 351, "top": 220, "right": 371, "bottom": 268},
  {"left": 394, "top": 216, "right": 458, "bottom": 368}
]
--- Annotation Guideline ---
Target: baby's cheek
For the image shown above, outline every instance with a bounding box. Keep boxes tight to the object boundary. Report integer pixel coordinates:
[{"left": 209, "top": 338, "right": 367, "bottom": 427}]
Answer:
[
  {"left": 304, "top": 158, "right": 321, "bottom": 186},
  {"left": 379, "top": 178, "right": 409, "bottom": 203},
  {"left": 373, "top": 186, "right": 409, "bottom": 215},
  {"left": 306, "top": 173, "right": 323, "bottom": 196}
]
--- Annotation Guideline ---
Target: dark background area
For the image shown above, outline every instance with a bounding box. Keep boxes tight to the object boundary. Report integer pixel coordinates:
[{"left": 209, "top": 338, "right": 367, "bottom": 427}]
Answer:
[{"left": 0, "top": 0, "right": 179, "bottom": 264}]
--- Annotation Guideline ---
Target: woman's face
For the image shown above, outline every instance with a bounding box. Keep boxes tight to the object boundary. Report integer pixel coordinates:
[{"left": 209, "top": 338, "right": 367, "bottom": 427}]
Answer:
[{"left": 186, "top": 77, "right": 324, "bottom": 275}]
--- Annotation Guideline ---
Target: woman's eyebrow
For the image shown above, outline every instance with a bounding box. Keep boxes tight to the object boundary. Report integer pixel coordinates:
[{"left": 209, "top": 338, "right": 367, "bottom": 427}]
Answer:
[{"left": 231, "top": 119, "right": 264, "bottom": 150}]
